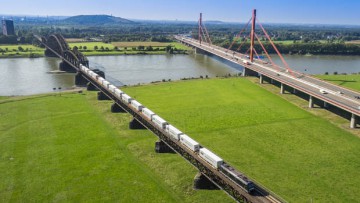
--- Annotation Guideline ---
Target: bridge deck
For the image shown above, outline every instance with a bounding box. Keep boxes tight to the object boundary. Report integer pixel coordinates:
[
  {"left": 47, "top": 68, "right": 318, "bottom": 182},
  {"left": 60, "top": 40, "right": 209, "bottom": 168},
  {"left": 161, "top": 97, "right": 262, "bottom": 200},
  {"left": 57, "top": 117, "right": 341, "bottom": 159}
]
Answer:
[{"left": 176, "top": 36, "right": 360, "bottom": 118}]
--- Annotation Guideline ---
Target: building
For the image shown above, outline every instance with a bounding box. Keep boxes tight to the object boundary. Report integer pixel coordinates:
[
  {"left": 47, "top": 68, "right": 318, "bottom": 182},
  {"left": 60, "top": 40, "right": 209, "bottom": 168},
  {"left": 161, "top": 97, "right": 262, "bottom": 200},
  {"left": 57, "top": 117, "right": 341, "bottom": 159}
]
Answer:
[{"left": 2, "top": 19, "right": 15, "bottom": 36}]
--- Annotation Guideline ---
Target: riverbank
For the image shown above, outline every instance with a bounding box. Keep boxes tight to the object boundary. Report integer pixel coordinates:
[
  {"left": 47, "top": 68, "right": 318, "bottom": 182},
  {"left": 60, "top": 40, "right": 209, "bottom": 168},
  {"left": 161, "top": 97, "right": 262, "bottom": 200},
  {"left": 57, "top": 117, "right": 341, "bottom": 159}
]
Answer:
[
  {"left": 123, "top": 77, "right": 360, "bottom": 202},
  {"left": 0, "top": 90, "right": 233, "bottom": 202},
  {"left": 0, "top": 41, "right": 191, "bottom": 59}
]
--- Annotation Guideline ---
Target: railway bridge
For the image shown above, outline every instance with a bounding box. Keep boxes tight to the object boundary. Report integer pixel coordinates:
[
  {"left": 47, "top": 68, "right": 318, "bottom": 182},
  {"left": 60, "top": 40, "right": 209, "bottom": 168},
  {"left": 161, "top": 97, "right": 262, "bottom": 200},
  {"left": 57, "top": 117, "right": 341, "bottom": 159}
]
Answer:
[
  {"left": 35, "top": 33, "right": 284, "bottom": 203},
  {"left": 176, "top": 10, "right": 360, "bottom": 129}
]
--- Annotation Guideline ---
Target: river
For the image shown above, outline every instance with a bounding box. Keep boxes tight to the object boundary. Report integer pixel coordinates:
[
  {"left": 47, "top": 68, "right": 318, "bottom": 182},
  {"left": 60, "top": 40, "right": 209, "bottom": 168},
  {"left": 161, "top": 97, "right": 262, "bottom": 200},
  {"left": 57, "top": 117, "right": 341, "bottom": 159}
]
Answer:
[{"left": 1, "top": 54, "right": 360, "bottom": 96}]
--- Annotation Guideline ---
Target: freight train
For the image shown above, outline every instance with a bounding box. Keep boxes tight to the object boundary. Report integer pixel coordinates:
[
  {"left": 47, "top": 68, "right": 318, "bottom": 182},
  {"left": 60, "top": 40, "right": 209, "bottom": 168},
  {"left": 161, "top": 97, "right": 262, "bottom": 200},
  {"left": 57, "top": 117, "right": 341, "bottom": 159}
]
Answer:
[{"left": 80, "top": 64, "right": 255, "bottom": 193}]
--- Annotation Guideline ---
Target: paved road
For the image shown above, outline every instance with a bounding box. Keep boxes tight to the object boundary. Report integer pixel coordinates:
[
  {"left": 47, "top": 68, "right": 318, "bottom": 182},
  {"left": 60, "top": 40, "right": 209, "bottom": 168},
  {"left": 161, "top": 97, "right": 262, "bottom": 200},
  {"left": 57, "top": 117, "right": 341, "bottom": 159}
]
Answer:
[{"left": 176, "top": 36, "right": 360, "bottom": 117}]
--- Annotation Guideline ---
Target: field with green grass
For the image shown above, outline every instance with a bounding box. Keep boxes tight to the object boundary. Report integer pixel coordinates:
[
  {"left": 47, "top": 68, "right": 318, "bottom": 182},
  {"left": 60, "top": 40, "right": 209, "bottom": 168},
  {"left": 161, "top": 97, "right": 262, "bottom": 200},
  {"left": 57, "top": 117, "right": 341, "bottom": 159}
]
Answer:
[
  {"left": 316, "top": 74, "right": 360, "bottom": 91},
  {"left": 124, "top": 78, "right": 360, "bottom": 202},
  {"left": 0, "top": 92, "right": 232, "bottom": 202},
  {"left": 0, "top": 44, "right": 44, "bottom": 58}
]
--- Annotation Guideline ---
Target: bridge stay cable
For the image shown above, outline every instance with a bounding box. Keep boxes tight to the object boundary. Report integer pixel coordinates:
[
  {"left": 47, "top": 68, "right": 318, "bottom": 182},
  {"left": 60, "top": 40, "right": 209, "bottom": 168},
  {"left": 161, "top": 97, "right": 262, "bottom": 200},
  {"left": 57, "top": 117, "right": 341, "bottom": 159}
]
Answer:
[
  {"left": 254, "top": 33, "right": 279, "bottom": 71},
  {"left": 256, "top": 17, "right": 295, "bottom": 77},
  {"left": 227, "top": 18, "right": 252, "bottom": 52}
]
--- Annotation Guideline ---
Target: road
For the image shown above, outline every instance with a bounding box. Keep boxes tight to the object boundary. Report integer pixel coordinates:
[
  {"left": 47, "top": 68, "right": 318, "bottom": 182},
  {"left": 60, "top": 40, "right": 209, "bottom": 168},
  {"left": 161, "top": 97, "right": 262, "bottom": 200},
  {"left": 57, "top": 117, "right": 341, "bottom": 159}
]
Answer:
[{"left": 176, "top": 36, "right": 360, "bottom": 118}]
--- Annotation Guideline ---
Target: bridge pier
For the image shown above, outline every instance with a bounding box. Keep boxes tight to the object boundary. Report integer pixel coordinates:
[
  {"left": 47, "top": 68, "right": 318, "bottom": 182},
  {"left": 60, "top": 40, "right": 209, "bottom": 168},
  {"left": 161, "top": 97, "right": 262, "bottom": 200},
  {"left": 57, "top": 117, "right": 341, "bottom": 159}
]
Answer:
[
  {"left": 259, "top": 74, "right": 263, "bottom": 84},
  {"left": 323, "top": 101, "right": 329, "bottom": 109},
  {"left": 350, "top": 114, "right": 357, "bottom": 129},
  {"left": 155, "top": 140, "right": 174, "bottom": 153},
  {"left": 193, "top": 172, "right": 219, "bottom": 190},
  {"left": 195, "top": 47, "right": 205, "bottom": 54},
  {"left": 87, "top": 82, "right": 98, "bottom": 91},
  {"left": 293, "top": 88, "right": 297, "bottom": 94},
  {"left": 129, "top": 117, "right": 146, "bottom": 130},
  {"left": 280, "top": 83, "right": 285, "bottom": 94},
  {"left": 59, "top": 61, "right": 76, "bottom": 73},
  {"left": 75, "top": 72, "right": 88, "bottom": 87},
  {"left": 309, "top": 96, "right": 314, "bottom": 108},
  {"left": 97, "top": 91, "right": 111, "bottom": 100},
  {"left": 111, "top": 103, "right": 126, "bottom": 113}
]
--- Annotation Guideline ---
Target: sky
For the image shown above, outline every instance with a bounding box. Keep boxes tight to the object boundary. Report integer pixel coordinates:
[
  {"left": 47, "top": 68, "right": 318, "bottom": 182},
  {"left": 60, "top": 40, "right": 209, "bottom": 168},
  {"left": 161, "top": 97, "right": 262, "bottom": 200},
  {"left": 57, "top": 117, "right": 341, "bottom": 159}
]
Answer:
[{"left": 1, "top": 0, "right": 360, "bottom": 25}]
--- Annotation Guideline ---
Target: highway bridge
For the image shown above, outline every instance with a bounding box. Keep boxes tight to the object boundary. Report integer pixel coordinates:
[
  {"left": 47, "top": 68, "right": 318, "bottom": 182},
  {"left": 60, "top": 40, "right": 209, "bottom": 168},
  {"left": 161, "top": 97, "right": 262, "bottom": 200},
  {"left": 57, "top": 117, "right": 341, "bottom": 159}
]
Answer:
[
  {"left": 176, "top": 10, "right": 359, "bottom": 129},
  {"left": 34, "top": 34, "right": 285, "bottom": 203}
]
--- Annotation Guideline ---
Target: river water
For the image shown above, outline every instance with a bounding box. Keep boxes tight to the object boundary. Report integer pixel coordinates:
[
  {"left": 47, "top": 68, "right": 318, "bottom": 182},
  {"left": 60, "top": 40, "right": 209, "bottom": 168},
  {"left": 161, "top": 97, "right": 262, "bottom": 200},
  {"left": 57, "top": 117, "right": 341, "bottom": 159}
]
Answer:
[{"left": 1, "top": 54, "right": 360, "bottom": 96}]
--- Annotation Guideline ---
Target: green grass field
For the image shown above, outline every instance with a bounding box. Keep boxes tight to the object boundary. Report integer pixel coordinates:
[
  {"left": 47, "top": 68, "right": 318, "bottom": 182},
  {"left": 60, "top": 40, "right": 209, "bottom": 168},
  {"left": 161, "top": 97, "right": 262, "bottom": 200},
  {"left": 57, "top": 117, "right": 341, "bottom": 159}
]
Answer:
[
  {"left": 123, "top": 78, "right": 360, "bottom": 202},
  {"left": 0, "top": 92, "right": 232, "bottom": 202},
  {"left": 316, "top": 74, "right": 360, "bottom": 91},
  {"left": 0, "top": 44, "right": 44, "bottom": 58}
]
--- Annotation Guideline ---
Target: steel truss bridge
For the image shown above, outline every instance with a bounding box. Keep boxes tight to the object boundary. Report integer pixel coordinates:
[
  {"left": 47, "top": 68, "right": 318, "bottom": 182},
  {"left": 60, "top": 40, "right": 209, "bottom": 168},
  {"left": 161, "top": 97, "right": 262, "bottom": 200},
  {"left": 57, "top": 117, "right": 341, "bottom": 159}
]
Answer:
[{"left": 35, "top": 32, "right": 284, "bottom": 203}]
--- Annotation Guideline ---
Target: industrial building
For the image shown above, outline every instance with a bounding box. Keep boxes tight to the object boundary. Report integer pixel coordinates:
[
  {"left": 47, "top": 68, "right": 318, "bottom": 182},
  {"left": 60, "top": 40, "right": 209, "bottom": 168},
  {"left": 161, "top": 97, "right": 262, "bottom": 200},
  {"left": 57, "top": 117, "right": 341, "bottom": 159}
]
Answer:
[{"left": 2, "top": 19, "right": 15, "bottom": 36}]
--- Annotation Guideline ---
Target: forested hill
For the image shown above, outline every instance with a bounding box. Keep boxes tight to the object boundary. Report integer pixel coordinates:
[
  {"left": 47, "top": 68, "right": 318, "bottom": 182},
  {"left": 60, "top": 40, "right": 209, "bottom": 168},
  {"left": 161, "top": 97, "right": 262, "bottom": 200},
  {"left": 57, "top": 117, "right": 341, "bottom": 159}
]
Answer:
[{"left": 62, "top": 15, "right": 135, "bottom": 25}]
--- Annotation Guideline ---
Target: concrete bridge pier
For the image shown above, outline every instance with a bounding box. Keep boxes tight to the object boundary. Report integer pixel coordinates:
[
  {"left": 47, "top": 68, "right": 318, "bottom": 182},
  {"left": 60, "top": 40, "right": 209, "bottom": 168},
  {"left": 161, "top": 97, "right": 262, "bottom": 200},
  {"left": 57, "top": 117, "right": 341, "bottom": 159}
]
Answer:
[
  {"left": 350, "top": 114, "right": 357, "bottom": 129},
  {"left": 293, "top": 88, "right": 297, "bottom": 94},
  {"left": 75, "top": 72, "right": 88, "bottom": 87},
  {"left": 59, "top": 61, "right": 76, "bottom": 72},
  {"left": 309, "top": 96, "right": 314, "bottom": 108},
  {"left": 97, "top": 91, "right": 111, "bottom": 100},
  {"left": 155, "top": 140, "right": 174, "bottom": 153},
  {"left": 280, "top": 83, "right": 285, "bottom": 94},
  {"left": 193, "top": 173, "right": 219, "bottom": 190},
  {"left": 259, "top": 74, "right": 263, "bottom": 84},
  {"left": 323, "top": 101, "right": 329, "bottom": 109},
  {"left": 129, "top": 117, "right": 146, "bottom": 130},
  {"left": 195, "top": 47, "right": 205, "bottom": 54},
  {"left": 111, "top": 103, "right": 126, "bottom": 113},
  {"left": 87, "top": 82, "right": 98, "bottom": 91}
]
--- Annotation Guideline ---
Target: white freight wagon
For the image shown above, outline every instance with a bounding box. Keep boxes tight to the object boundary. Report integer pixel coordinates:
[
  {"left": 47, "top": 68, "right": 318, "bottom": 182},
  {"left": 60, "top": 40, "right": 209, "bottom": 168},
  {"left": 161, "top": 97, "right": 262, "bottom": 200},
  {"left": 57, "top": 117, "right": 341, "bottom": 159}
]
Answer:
[
  {"left": 97, "top": 77, "right": 105, "bottom": 84},
  {"left": 199, "top": 148, "right": 223, "bottom": 169},
  {"left": 102, "top": 80, "right": 110, "bottom": 88},
  {"left": 130, "top": 100, "right": 144, "bottom": 111},
  {"left": 151, "top": 115, "right": 168, "bottom": 129},
  {"left": 142, "top": 108, "right": 155, "bottom": 120},
  {"left": 108, "top": 85, "right": 117, "bottom": 93},
  {"left": 166, "top": 125, "right": 183, "bottom": 140},
  {"left": 121, "top": 94, "right": 132, "bottom": 103},
  {"left": 180, "top": 134, "right": 200, "bottom": 152},
  {"left": 114, "top": 88, "right": 123, "bottom": 98}
]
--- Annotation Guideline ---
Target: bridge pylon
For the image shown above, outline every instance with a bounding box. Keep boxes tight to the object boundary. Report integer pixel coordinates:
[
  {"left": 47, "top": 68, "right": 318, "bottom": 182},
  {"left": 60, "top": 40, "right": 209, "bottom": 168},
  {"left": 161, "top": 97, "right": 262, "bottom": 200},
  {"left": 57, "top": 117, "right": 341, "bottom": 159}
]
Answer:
[{"left": 250, "top": 9, "right": 256, "bottom": 62}]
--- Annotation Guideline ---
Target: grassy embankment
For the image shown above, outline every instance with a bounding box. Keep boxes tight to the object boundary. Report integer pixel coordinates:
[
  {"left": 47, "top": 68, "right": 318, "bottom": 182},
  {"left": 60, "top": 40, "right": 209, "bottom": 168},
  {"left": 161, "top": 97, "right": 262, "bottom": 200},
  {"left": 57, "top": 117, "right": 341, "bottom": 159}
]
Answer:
[
  {"left": 68, "top": 41, "right": 190, "bottom": 56},
  {"left": 0, "top": 42, "right": 190, "bottom": 58},
  {"left": 0, "top": 91, "right": 232, "bottom": 202},
  {"left": 316, "top": 74, "right": 360, "bottom": 91},
  {"left": 0, "top": 44, "right": 43, "bottom": 58},
  {"left": 124, "top": 77, "right": 360, "bottom": 203}
]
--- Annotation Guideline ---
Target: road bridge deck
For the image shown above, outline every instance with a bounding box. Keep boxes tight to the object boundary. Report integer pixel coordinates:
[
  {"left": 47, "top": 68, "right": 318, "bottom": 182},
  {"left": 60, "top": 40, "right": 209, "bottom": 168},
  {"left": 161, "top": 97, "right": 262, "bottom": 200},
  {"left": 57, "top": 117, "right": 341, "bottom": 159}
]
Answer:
[{"left": 176, "top": 36, "right": 360, "bottom": 127}]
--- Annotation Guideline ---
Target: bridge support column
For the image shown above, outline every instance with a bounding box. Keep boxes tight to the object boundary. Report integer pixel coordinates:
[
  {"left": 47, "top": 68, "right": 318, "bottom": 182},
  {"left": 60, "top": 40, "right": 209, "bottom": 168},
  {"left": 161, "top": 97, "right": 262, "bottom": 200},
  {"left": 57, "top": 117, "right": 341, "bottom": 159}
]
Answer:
[
  {"left": 193, "top": 173, "right": 219, "bottom": 190},
  {"left": 87, "top": 82, "right": 98, "bottom": 91},
  {"left": 155, "top": 140, "right": 174, "bottom": 153},
  {"left": 97, "top": 91, "right": 111, "bottom": 100},
  {"left": 59, "top": 61, "right": 76, "bottom": 73},
  {"left": 350, "top": 114, "right": 357, "bottom": 129},
  {"left": 195, "top": 47, "right": 204, "bottom": 54},
  {"left": 309, "top": 96, "right": 314, "bottom": 108},
  {"left": 242, "top": 68, "right": 246, "bottom": 77},
  {"left": 293, "top": 88, "right": 297, "bottom": 94},
  {"left": 280, "top": 83, "right": 285, "bottom": 94},
  {"left": 129, "top": 117, "right": 146, "bottom": 130},
  {"left": 111, "top": 103, "right": 126, "bottom": 113},
  {"left": 259, "top": 74, "right": 263, "bottom": 84},
  {"left": 75, "top": 72, "right": 88, "bottom": 87},
  {"left": 323, "top": 101, "right": 329, "bottom": 109}
]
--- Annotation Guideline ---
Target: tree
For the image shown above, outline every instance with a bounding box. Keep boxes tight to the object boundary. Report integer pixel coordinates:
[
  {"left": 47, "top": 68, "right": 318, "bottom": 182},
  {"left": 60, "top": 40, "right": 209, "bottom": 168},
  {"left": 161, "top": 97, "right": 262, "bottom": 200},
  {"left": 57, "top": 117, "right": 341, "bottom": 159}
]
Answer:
[
  {"left": 18, "top": 46, "right": 24, "bottom": 52},
  {"left": 94, "top": 46, "right": 98, "bottom": 51},
  {"left": 83, "top": 46, "right": 87, "bottom": 50}
]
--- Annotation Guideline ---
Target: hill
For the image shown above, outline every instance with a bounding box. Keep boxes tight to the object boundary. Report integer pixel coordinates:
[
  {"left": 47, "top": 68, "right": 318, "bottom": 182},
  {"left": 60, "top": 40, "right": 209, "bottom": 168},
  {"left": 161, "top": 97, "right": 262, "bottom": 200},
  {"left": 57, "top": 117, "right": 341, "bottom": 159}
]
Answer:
[{"left": 62, "top": 15, "right": 135, "bottom": 25}]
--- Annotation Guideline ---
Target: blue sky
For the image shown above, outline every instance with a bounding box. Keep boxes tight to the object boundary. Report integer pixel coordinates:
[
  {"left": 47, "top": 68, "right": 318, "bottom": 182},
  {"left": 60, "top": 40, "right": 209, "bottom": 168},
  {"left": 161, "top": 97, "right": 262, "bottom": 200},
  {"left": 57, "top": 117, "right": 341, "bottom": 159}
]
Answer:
[{"left": 1, "top": 0, "right": 360, "bottom": 25}]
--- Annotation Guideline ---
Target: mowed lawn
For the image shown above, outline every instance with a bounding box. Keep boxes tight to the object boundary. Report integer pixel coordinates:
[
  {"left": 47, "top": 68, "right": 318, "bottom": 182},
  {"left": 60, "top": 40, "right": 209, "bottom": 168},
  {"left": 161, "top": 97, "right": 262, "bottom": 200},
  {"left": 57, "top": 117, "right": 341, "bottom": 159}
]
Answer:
[
  {"left": 317, "top": 74, "right": 360, "bottom": 91},
  {"left": 124, "top": 78, "right": 360, "bottom": 202},
  {"left": 0, "top": 93, "right": 232, "bottom": 202}
]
